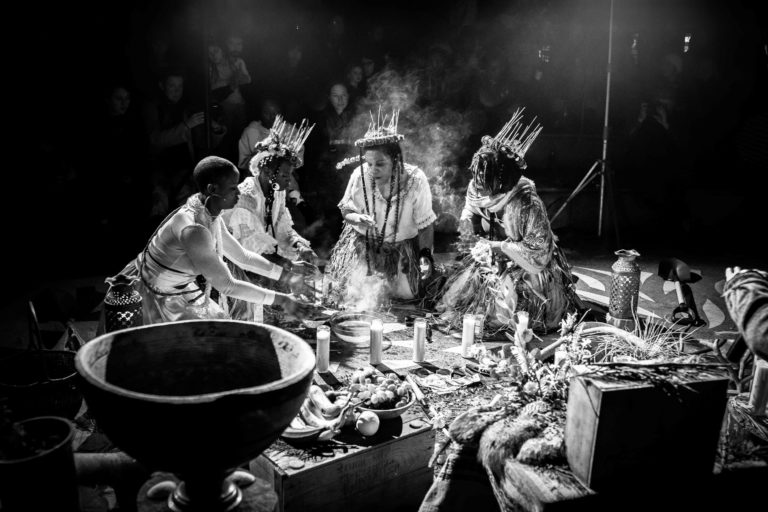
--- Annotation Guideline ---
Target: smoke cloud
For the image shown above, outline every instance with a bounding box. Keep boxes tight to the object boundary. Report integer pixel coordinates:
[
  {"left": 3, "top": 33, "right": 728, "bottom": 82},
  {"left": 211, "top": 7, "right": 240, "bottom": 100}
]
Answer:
[{"left": 341, "top": 61, "right": 487, "bottom": 234}]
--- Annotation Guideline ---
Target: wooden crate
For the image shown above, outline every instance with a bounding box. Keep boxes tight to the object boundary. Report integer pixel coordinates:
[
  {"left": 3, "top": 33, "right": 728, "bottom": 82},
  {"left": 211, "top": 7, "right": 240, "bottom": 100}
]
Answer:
[
  {"left": 250, "top": 406, "right": 435, "bottom": 512},
  {"left": 565, "top": 369, "right": 729, "bottom": 492}
]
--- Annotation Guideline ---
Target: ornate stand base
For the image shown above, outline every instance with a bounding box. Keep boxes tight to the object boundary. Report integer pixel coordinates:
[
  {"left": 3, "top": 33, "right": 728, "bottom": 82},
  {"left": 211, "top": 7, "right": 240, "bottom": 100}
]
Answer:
[
  {"left": 605, "top": 313, "right": 635, "bottom": 331},
  {"left": 138, "top": 471, "right": 277, "bottom": 512}
]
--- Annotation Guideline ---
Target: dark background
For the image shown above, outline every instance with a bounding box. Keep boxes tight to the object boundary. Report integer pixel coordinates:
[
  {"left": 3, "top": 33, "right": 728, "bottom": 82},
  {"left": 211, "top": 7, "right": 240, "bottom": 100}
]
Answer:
[{"left": 12, "top": 0, "right": 768, "bottom": 296}]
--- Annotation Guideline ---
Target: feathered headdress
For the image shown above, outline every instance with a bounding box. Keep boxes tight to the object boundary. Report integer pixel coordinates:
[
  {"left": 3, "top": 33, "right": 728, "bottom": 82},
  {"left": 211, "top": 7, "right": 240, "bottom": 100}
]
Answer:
[
  {"left": 354, "top": 107, "right": 404, "bottom": 148},
  {"left": 251, "top": 115, "right": 315, "bottom": 171},
  {"left": 471, "top": 108, "right": 542, "bottom": 174}
]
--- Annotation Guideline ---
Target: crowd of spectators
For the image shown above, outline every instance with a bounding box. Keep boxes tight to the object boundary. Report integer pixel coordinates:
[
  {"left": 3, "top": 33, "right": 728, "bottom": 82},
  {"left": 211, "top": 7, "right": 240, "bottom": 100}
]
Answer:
[{"left": 25, "top": 0, "right": 768, "bottom": 281}]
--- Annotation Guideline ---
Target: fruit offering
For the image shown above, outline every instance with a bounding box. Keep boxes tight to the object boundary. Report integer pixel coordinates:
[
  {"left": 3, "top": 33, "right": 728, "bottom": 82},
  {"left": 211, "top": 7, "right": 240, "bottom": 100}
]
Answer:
[
  {"left": 348, "top": 370, "right": 412, "bottom": 410},
  {"left": 355, "top": 411, "right": 380, "bottom": 436}
]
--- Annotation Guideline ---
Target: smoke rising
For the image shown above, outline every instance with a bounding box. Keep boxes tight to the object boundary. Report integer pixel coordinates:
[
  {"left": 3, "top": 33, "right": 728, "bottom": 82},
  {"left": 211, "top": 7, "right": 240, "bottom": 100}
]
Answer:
[
  {"left": 339, "top": 260, "right": 388, "bottom": 312},
  {"left": 342, "top": 60, "right": 487, "bottom": 234}
]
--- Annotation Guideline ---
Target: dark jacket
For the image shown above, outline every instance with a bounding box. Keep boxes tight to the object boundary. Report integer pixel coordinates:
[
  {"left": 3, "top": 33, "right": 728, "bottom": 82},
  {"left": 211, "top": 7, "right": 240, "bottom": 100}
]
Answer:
[{"left": 723, "top": 269, "right": 768, "bottom": 360}]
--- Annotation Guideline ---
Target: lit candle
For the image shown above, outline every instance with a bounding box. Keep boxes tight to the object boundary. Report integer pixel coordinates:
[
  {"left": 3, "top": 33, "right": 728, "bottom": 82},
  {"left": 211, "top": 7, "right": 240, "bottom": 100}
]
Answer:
[
  {"left": 316, "top": 325, "right": 331, "bottom": 373},
  {"left": 461, "top": 314, "right": 475, "bottom": 358},
  {"left": 370, "top": 318, "right": 383, "bottom": 365},
  {"left": 413, "top": 318, "right": 427, "bottom": 362}
]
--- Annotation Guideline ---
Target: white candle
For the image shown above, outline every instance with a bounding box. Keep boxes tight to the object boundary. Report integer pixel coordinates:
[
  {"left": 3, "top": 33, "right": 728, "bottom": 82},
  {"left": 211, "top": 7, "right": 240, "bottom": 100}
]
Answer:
[
  {"left": 461, "top": 314, "right": 475, "bottom": 358},
  {"left": 316, "top": 325, "right": 330, "bottom": 373},
  {"left": 370, "top": 318, "right": 383, "bottom": 365},
  {"left": 413, "top": 318, "right": 427, "bottom": 362},
  {"left": 749, "top": 358, "right": 768, "bottom": 416}
]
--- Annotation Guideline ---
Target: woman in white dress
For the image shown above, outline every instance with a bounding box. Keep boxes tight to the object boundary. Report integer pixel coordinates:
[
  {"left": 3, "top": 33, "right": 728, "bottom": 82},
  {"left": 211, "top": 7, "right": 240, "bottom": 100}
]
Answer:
[{"left": 326, "top": 110, "right": 437, "bottom": 307}]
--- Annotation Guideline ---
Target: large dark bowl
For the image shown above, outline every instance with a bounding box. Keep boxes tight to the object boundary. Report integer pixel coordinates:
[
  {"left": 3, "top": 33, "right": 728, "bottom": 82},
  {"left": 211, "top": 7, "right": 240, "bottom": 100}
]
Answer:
[{"left": 75, "top": 320, "right": 315, "bottom": 506}]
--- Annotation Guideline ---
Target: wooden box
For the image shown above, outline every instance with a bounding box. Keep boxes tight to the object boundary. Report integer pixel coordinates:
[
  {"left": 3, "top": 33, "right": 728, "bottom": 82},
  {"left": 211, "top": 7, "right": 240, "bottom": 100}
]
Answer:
[
  {"left": 249, "top": 406, "right": 435, "bottom": 512},
  {"left": 565, "top": 368, "right": 729, "bottom": 492}
]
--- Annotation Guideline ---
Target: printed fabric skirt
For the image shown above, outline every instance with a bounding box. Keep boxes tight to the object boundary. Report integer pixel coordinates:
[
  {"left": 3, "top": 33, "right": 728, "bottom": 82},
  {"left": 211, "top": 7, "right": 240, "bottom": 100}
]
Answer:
[
  {"left": 436, "top": 246, "right": 584, "bottom": 334},
  {"left": 120, "top": 256, "right": 229, "bottom": 325},
  {"left": 325, "top": 223, "right": 421, "bottom": 307}
]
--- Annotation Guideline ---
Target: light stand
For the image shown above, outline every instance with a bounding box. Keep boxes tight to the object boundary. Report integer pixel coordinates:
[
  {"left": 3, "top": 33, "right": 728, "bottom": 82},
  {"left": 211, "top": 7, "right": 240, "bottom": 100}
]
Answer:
[{"left": 550, "top": 0, "right": 619, "bottom": 244}]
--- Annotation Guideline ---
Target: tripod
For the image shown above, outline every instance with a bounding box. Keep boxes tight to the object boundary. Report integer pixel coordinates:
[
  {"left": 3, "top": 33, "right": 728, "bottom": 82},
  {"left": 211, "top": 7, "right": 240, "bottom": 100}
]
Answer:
[{"left": 549, "top": 0, "right": 619, "bottom": 245}]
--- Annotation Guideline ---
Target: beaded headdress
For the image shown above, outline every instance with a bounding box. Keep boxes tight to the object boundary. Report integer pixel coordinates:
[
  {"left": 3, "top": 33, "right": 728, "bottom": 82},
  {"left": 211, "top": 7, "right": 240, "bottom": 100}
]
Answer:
[
  {"left": 251, "top": 115, "right": 315, "bottom": 170},
  {"left": 354, "top": 107, "right": 404, "bottom": 148},
  {"left": 471, "top": 108, "right": 542, "bottom": 174}
]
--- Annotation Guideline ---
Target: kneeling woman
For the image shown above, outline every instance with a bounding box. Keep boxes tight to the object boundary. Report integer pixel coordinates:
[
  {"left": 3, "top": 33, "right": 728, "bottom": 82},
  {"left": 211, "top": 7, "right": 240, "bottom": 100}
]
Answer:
[
  {"left": 437, "top": 111, "right": 583, "bottom": 333},
  {"left": 326, "top": 110, "right": 436, "bottom": 306}
]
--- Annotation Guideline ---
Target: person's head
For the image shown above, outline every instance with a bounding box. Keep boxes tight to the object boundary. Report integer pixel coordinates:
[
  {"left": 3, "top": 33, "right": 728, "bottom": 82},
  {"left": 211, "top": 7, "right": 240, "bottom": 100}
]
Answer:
[
  {"left": 208, "top": 44, "right": 225, "bottom": 65},
  {"left": 470, "top": 143, "right": 523, "bottom": 196},
  {"left": 260, "top": 99, "right": 281, "bottom": 128},
  {"left": 226, "top": 35, "right": 244, "bottom": 57},
  {"left": 106, "top": 86, "right": 131, "bottom": 116},
  {"left": 160, "top": 71, "right": 184, "bottom": 104},
  {"left": 346, "top": 64, "right": 363, "bottom": 88},
  {"left": 361, "top": 56, "right": 376, "bottom": 78},
  {"left": 364, "top": 144, "right": 403, "bottom": 182},
  {"left": 250, "top": 116, "right": 313, "bottom": 187},
  {"left": 329, "top": 83, "right": 349, "bottom": 114},
  {"left": 258, "top": 157, "right": 295, "bottom": 191},
  {"left": 193, "top": 156, "right": 240, "bottom": 211}
]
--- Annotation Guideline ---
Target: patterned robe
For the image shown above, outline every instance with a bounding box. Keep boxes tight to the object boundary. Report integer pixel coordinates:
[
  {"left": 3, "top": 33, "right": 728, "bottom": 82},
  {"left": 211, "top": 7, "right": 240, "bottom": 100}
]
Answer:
[{"left": 437, "top": 177, "right": 583, "bottom": 333}]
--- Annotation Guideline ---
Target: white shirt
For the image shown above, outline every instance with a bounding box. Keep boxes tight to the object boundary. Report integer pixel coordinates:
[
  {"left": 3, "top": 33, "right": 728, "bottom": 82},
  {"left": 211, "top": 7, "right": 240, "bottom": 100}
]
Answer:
[{"left": 338, "top": 163, "right": 437, "bottom": 242}]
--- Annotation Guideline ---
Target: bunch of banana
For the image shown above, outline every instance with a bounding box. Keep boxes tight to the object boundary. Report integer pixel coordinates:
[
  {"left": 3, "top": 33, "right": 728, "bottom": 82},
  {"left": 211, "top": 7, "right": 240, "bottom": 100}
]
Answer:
[{"left": 288, "top": 385, "right": 356, "bottom": 441}]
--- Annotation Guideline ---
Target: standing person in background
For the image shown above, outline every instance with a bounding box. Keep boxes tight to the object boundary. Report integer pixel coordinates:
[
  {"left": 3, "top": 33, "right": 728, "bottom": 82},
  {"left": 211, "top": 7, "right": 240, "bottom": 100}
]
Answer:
[
  {"left": 238, "top": 98, "right": 280, "bottom": 172},
  {"left": 304, "top": 82, "right": 355, "bottom": 251},
  {"left": 94, "top": 83, "right": 150, "bottom": 252},
  {"left": 142, "top": 69, "right": 205, "bottom": 220},
  {"left": 209, "top": 42, "right": 251, "bottom": 159},
  {"left": 344, "top": 62, "right": 365, "bottom": 108}
]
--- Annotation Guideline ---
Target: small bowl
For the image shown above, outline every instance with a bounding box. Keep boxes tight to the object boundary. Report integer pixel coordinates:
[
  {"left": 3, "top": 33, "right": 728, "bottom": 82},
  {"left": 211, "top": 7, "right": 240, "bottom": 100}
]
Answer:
[
  {"left": 301, "top": 308, "right": 337, "bottom": 329},
  {"left": 357, "top": 392, "right": 416, "bottom": 420},
  {"left": 330, "top": 312, "right": 379, "bottom": 344}
]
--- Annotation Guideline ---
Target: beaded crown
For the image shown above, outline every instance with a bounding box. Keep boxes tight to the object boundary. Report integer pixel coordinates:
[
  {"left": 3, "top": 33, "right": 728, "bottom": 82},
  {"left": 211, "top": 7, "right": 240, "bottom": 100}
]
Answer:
[
  {"left": 354, "top": 107, "right": 404, "bottom": 148},
  {"left": 252, "top": 115, "right": 315, "bottom": 169}
]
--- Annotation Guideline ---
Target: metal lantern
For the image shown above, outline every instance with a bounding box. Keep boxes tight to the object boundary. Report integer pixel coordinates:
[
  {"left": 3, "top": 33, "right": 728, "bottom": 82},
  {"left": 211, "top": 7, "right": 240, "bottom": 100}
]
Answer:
[
  {"left": 104, "top": 274, "right": 143, "bottom": 332},
  {"left": 607, "top": 249, "right": 641, "bottom": 330}
]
